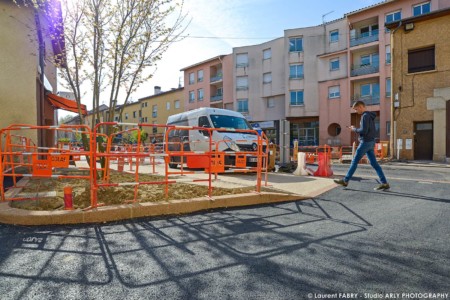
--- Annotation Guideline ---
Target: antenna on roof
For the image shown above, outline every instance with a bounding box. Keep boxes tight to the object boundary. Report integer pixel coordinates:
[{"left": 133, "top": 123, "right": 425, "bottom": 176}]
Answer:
[{"left": 322, "top": 10, "right": 334, "bottom": 24}]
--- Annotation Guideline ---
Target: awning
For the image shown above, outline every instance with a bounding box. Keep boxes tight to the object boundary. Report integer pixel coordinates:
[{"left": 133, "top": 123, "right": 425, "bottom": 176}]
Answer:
[{"left": 47, "top": 93, "right": 87, "bottom": 115}]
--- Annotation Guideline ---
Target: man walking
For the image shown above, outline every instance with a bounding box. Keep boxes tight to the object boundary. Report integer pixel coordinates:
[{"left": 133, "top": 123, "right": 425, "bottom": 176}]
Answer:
[{"left": 334, "top": 101, "right": 390, "bottom": 190}]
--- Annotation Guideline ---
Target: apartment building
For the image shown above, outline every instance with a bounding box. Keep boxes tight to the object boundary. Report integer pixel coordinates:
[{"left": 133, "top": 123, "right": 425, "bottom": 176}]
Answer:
[
  {"left": 387, "top": 7, "right": 450, "bottom": 161},
  {"left": 337, "top": 0, "right": 450, "bottom": 148},
  {"left": 181, "top": 55, "right": 233, "bottom": 111},
  {"left": 317, "top": 19, "right": 351, "bottom": 147},
  {"left": 233, "top": 38, "right": 285, "bottom": 143},
  {"left": 135, "top": 86, "right": 184, "bottom": 136}
]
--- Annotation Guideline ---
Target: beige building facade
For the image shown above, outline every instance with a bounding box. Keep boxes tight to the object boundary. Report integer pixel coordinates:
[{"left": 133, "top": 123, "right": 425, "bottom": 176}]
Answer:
[
  {"left": 387, "top": 7, "right": 450, "bottom": 161},
  {"left": 0, "top": 0, "right": 61, "bottom": 146},
  {"left": 233, "top": 37, "right": 285, "bottom": 143}
]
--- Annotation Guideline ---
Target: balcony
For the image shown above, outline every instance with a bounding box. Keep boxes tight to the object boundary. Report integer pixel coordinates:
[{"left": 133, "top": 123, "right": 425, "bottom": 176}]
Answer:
[
  {"left": 211, "top": 94, "right": 223, "bottom": 102},
  {"left": 350, "top": 30, "right": 379, "bottom": 47},
  {"left": 351, "top": 94, "right": 380, "bottom": 106},
  {"left": 210, "top": 74, "right": 223, "bottom": 83},
  {"left": 351, "top": 61, "right": 379, "bottom": 77}
]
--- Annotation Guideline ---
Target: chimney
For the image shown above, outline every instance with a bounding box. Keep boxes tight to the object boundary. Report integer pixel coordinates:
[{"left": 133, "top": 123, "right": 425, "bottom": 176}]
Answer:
[{"left": 154, "top": 86, "right": 162, "bottom": 94}]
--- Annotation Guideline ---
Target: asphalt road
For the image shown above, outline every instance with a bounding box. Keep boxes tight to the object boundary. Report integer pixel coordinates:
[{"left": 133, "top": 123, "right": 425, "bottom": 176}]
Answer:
[{"left": 0, "top": 165, "right": 449, "bottom": 300}]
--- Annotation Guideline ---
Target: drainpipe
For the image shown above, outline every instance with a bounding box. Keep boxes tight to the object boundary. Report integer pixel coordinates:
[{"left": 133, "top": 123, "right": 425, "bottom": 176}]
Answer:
[{"left": 390, "top": 21, "right": 402, "bottom": 159}]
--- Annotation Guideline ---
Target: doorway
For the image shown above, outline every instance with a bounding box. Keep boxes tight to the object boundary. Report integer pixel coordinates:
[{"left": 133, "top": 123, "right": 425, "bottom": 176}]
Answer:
[{"left": 414, "top": 121, "right": 433, "bottom": 160}]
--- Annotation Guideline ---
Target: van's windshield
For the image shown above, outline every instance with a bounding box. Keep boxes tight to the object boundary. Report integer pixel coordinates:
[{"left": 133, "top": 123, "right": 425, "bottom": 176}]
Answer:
[{"left": 210, "top": 114, "right": 252, "bottom": 130}]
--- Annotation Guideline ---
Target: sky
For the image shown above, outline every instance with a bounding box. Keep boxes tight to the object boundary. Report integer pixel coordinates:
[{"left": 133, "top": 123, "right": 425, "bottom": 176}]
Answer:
[{"left": 59, "top": 0, "right": 383, "bottom": 116}]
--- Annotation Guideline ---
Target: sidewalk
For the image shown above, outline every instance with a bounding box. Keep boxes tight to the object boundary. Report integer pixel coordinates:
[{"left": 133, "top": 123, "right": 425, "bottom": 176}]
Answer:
[{"left": 0, "top": 158, "right": 337, "bottom": 226}]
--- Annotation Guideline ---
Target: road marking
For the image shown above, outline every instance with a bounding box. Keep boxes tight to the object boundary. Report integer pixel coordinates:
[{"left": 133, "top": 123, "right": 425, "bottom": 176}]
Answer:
[{"left": 417, "top": 181, "right": 433, "bottom": 184}]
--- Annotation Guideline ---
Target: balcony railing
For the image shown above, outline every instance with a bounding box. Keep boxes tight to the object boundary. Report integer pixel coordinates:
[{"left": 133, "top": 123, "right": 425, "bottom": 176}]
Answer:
[
  {"left": 351, "top": 61, "right": 379, "bottom": 77},
  {"left": 211, "top": 94, "right": 223, "bottom": 102},
  {"left": 350, "top": 30, "right": 379, "bottom": 47},
  {"left": 351, "top": 94, "right": 380, "bottom": 106},
  {"left": 210, "top": 74, "right": 223, "bottom": 83}
]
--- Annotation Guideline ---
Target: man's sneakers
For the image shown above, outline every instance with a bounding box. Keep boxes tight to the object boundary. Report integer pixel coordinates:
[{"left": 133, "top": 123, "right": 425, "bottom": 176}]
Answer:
[
  {"left": 374, "top": 183, "right": 390, "bottom": 191},
  {"left": 334, "top": 179, "right": 348, "bottom": 187}
]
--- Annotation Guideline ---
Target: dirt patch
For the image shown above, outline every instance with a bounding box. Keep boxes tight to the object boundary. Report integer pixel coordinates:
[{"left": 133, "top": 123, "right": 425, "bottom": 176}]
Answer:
[{"left": 10, "top": 171, "right": 257, "bottom": 211}]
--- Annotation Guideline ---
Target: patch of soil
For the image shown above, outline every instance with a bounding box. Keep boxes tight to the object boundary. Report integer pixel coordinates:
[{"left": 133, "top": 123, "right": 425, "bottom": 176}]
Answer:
[{"left": 10, "top": 171, "right": 256, "bottom": 211}]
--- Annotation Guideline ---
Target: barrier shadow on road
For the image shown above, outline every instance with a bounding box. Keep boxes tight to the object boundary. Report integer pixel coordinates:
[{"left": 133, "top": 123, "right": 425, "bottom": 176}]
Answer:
[{"left": 88, "top": 199, "right": 372, "bottom": 290}]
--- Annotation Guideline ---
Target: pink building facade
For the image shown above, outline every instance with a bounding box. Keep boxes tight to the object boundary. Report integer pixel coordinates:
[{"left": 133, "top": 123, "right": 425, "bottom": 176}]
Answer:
[
  {"left": 181, "top": 55, "right": 233, "bottom": 111},
  {"left": 319, "top": 0, "right": 450, "bottom": 146}
]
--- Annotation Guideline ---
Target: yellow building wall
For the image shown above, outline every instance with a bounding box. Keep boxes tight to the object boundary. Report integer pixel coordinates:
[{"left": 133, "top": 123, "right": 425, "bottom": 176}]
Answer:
[
  {"left": 392, "top": 12, "right": 450, "bottom": 160},
  {"left": 0, "top": 2, "right": 38, "bottom": 135},
  {"left": 0, "top": 2, "right": 59, "bottom": 145},
  {"left": 139, "top": 88, "right": 184, "bottom": 135}
]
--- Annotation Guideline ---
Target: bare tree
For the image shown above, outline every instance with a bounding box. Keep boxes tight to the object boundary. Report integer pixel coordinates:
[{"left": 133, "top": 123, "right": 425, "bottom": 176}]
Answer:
[
  {"left": 51, "top": 0, "right": 188, "bottom": 133},
  {"left": 14, "top": 0, "right": 187, "bottom": 171}
]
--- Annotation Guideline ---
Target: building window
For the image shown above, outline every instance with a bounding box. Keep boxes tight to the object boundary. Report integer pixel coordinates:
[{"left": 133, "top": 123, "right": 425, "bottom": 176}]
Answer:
[
  {"left": 263, "top": 48, "right": 271, "bottom": 60},
  {"left": 236, "top": 76, "right": 248, "bottom": 91},
  {"left": 236, "top": 53, "right": 249, "bottom": 68},
  {"left": 361, "top": 53, "right": 379, "bottom": 66},
  {"left": 141, "top": 102, "right": 148, "bottom": 108},
  {"left": 408, "top": 46, "right": 435, "bottom": 73},
  {"left": 289, "top": 37, "right": 303, "bottom": 52},
  {"left": 329, "top": 30, "right": 339, "bottom": 43},
  {"left": 152, "top": 105, "right": 157, "bottom": 118},
  {"left": 197, "top": 70, "right": 204, "bottom": 82},
  {"left": 360, "top": 24, "right": 379, "bottom": 38},
  {"left": 189, "top": 91, "right": 195, "bottom": 102},
  {"left": 174, "top": 100, "right": 180, "bottom": 109},
  {"left": 289, "top": 64, "right": 304, "bottom": 79},
  {"left": 385, "top": 10, "right": 401, "bottom": 25},
  {"left": 144, "top": 117, "right": 148, "bottom": 123},
  {"left": 189, "top": 72, "right": 195, "bottom": 85},
  {"left": 166, "top": 101, "right": 170, "bottom": 110},
  {"left": 413, "top": 2, "right": 430, "bottom": 16},
  {"left": 330, "top": 58, "right": 340, "bottom": 71},
  {"left": 125, "top": 113, "right": 128, "bottom": 120},
  {"left": 133, "top": 111, "right": 136, "bottom": 118},
  {"left": 237, "top": 99, "right": 248, "bottom": 113},
  {"left": 328, "top": 86, "right": 340, "bottom": 99},
  {"left": 263, "top": 72, "right": 272, "bottom": 84},
  {"left": 197, "top": 88, "right": 204, "bottom": 101},
  {"left": 386, "top": 121, "right": 391, "bottom": 136},
  {"left": 386, "top": 45, "right": 391, "bottom": 64},
  {"left": 386, "top": 78, "right": 391, "bottom": 97},
  {"left": 267, "top": 98, "right": 275, "bottom": 108},
  {"left": 290, "top": 90, "right": 304, "bottom": 106},
  {"left": 360, "top": 83, "right": 380, "bottom": 101},
  {"left": 139, "top": 110, "right": 142, "bottom": 117}
]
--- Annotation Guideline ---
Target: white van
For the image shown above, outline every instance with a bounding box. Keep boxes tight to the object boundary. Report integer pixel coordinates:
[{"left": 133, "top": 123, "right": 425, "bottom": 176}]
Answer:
[{"left": 166, "top": 107, "right": 260, "bottom": 169}]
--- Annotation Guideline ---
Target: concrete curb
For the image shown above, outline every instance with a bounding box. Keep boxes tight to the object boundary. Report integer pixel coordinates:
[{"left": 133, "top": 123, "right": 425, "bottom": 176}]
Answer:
[{"left": 0, "top": 192, "right": 307, "bottom": 226}]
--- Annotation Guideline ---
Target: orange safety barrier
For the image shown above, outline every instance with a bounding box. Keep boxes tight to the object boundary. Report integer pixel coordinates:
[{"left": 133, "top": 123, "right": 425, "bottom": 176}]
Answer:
[
  {"left": 314, "top": 145, "right": 333, "bottom": 177},
  {"left": 1, "top": 121, "right": 268, "bottom": 210},
  {"left": 298, "top": 146, "right": 318, "bottom": 164},
  {"left": 0, "top": 124, "right": 95, "bottom": 202}
]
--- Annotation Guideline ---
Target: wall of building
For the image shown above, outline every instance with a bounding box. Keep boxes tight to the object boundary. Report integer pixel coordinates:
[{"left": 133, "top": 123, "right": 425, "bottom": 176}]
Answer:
[
  {"left": 0, "top": 2, "right": 38, "bottom": 141},
  {"left": 233, "top": 37, "right": 285, "bottom": 123},
  {"left": 391, "top": 10, "right": 450, "bottom": 160},
  {"left": 140, "top": 88, "right": 184, "bottom": 135}
]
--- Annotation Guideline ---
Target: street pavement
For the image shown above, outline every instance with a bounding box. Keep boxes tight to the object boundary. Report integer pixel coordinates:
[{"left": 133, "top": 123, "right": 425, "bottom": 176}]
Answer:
[{"left": 0, "top": 163, "right": 449, "bottom": 299}]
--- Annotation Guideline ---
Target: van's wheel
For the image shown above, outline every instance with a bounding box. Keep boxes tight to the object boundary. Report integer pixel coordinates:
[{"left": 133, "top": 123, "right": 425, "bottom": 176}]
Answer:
[{"left": 169, "top": 163, "right": 178, "bottom": 169}]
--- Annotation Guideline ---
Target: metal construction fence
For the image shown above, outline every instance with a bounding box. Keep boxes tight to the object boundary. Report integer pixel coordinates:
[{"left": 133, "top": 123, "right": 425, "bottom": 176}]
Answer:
[{"left": 1, "top": 122, "right": 271, "bottom": 209}]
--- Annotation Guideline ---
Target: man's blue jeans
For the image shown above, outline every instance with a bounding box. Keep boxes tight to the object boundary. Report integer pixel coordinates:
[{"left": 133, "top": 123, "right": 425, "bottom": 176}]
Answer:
[{"left": 344, "top": 141, "right": 387, "bottom": 184}]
